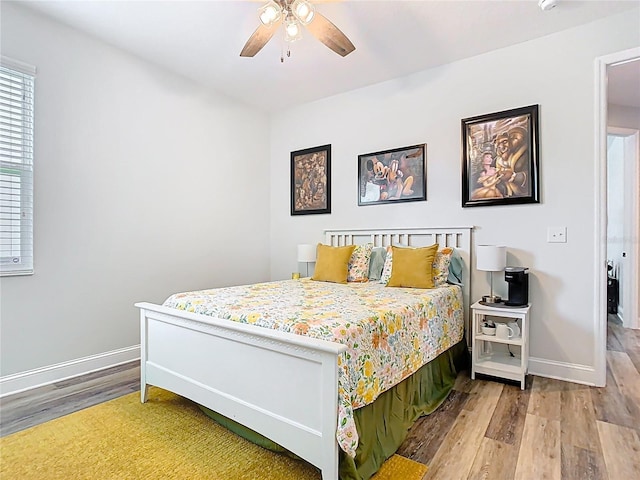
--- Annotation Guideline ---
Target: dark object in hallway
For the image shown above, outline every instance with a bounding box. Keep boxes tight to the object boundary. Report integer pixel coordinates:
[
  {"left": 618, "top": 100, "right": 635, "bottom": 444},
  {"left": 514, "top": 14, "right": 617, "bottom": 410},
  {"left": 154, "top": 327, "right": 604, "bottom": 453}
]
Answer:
[{"left": 607, "top": 276, "right": 619, "bottom": 314}]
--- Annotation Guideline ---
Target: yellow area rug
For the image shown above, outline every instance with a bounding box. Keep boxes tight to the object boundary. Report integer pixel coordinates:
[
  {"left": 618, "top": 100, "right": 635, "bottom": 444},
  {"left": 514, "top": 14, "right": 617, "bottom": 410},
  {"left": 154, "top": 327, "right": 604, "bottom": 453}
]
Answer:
[{"left": 0, "top": 387, "right": 427, "bottom": 480}]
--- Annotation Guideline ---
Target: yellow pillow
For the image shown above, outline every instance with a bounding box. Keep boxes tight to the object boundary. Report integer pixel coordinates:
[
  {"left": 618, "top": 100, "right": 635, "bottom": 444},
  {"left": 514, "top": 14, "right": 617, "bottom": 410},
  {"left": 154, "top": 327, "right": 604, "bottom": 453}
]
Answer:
[
  {"left": 312, "top": 244, "right": 356, "bottom": 284},
  {"left": 386, "top": 244, "right": 438, "bottom": 288}
]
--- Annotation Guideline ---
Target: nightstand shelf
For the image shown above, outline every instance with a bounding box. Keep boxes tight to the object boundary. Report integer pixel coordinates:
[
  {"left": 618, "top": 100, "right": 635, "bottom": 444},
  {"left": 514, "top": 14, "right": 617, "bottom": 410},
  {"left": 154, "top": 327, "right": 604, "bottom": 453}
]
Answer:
[
  {"left": 471, "top": 300, "right": 530, "bottom": 390},
  {"left": 474, "top": 334, "right": 523, "bottom": 346}
]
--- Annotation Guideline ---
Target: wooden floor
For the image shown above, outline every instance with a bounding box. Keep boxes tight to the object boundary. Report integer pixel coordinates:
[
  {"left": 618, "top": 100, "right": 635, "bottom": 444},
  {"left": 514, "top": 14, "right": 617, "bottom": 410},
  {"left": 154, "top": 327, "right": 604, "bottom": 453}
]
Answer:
[
  {"left": 1, "top": 318, "right": 638, "bottom": 479},
  {"left": 0, "top": 362, "right": 140, "bottom": 437},
  {"left": 398, "top": 316, "right": 640, "bottom": 480}
]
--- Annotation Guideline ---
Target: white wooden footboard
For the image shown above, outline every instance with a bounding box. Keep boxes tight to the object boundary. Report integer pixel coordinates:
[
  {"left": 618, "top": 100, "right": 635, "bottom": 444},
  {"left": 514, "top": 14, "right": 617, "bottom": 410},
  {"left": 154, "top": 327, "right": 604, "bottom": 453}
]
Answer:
[
  {"left": 135, "top": 226, "right": 473, "bottom": 480},
  {"left": 136, "top": 302, "right": 347, "bottom": 480}
]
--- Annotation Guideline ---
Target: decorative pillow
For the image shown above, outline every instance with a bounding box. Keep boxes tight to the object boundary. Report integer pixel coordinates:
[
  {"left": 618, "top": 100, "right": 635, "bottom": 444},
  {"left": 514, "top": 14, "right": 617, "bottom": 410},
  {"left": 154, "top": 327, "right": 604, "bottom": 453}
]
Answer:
[
  {"left": 447, "top": 248, "right": 464, "bottom": 285},
  {"left": 433, "top": 247, "right": 454, "bottom": 287},
  {"left": 367, "top": 247, "right": 387, "bottom": 281},
  {"left": 348, "top": 243, "right": 373, "bottom": 282},
  {"left": 311, "top": 244, "right": 356, "bottom": 284},
  {"left": 386, "top": 244, "right": 439, "bottom": 288},
  {"left": 379, "top": 246, "right": 394, "bottom": 285},
  {"left": 381, "top": 245, "right": 455, "bottom": 287}
]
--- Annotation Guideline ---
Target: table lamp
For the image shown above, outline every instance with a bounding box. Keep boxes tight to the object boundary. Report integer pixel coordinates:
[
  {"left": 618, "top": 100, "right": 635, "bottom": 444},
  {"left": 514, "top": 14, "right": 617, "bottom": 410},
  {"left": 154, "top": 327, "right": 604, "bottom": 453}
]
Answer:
[
  {"left": 476, "top": 245, "right": 507, "bottom": 304},
  {"left": 297, "top": 244, "right": 316, "bottom": 277}
]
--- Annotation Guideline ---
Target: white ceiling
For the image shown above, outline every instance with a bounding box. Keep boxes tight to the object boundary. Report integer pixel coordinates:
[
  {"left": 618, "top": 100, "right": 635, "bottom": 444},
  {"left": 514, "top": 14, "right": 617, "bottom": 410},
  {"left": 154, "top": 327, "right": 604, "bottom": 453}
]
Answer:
[
  {"left": 17, "top": 0, "right": 640, "bottom": 112},
  {"left": 609, "top": 58, "right": 640, "bottom": 108}
]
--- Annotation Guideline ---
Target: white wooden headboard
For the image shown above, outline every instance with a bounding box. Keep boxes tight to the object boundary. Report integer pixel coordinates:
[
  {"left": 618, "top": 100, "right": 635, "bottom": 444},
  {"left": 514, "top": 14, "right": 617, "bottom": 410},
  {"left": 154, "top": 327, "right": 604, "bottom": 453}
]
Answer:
[{"left": 325, "top": 227, "right": 473, "bottom": 346}]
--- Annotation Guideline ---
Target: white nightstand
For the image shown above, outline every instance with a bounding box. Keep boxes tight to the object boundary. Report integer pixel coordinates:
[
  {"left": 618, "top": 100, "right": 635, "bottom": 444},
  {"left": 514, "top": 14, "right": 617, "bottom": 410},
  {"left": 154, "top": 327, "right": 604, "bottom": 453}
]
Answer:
[{"left": 470, "top": 300, "right": 531, "bottom": 390}]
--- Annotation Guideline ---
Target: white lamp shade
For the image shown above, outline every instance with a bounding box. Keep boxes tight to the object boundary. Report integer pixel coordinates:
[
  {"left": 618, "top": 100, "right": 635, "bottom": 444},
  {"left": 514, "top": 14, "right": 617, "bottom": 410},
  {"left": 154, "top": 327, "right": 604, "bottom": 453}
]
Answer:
[
  {"left": 284, "top": 15, "right": 302, "bottom": 42},
  {"left": 476, "top": 245, "right": 507, "bottom": 272},
  {"left": 258, "top": 1, "right": 282, "bottom": 26},
  {"left": 297, "top": 244, "right": 316, "bottom": 263},
  {"left": 292, "top": 0, "right": 315, "bottom": 24}
]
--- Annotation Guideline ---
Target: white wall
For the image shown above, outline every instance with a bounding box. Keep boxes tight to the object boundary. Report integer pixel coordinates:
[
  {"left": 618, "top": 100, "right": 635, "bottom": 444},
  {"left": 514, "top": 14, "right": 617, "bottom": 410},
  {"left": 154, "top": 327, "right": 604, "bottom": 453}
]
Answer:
[
  {"left": 0, "top": 4, "right": 271, "bottom": 376},
  {"left": 609, "top": 103, "right": 640, "bottom": 129},
  {"left": 607, "top": 136, "right": 624, "bottom": 281},
  {"left": 608, "top": 103, "right": 640, "bottom": 327},
  {"left": 270, "top": 10, "right": 640, "bottom": 383}
]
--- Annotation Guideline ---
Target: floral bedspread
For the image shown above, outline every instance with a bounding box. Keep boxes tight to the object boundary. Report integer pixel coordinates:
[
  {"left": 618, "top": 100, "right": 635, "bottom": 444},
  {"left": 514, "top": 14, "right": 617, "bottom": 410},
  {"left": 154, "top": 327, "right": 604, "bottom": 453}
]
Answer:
[{"left": 163, "top": 279, "right": 464, "bottom": 458}]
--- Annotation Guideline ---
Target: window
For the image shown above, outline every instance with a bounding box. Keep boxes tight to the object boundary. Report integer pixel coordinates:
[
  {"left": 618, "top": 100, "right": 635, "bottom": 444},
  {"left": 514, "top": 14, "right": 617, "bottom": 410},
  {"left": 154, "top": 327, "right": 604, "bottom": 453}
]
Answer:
[{"left": 0, "top": 58, "right": 35, "bottom": 276}]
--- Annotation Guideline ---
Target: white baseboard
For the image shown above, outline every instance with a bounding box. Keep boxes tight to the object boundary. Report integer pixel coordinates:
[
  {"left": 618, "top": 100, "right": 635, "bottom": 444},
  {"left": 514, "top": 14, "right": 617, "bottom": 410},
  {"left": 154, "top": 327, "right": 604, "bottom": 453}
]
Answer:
[
  {"left": 528, "top": 356, "right": 597, "bottom": 386},
  {"left": 0, "top": 345, "right": 140, "bottom": 398},
  {"left": 0, "top": 347, "right": 599, "bottom": 396}
]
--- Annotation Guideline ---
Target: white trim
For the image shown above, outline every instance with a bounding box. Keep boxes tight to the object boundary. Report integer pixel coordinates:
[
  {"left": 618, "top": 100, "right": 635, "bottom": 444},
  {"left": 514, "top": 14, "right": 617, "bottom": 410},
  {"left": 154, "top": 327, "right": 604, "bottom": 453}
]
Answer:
[
  {"left": 622, "top": 129, "right": 640, "bottom": 328},
  {"left": 595, "top": 53, "right": 608, "bottom": 388},
  {"left": 323, "top": 226, "right": 474, "bottom": 232},
  {"left": 528, "top": 357, "right": 597, "bottom": 386},
  {"left": 608, "top": 127, "right": 640, "bottom": 330},
  {"left": 0, "top": 345, "right": 140, "bottom": 398},
  {"left": 0, "top": 55, "right": 36, "bottom": 76},
  {"left": 595, "top": 47, "right": 640, "bottom": 387}
]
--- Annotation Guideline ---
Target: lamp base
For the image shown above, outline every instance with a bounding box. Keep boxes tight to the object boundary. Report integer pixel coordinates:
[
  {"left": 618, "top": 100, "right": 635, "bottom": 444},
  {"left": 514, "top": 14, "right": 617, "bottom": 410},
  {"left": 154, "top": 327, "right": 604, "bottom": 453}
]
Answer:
[{"left": 482, "top": 295, "right": 503, "bottom": 304}]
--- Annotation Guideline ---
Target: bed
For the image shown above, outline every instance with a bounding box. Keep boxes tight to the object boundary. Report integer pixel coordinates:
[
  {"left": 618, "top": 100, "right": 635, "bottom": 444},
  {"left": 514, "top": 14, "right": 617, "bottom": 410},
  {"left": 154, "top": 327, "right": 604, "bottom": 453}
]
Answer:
[{"left": 135, "top": 227, "right": 472, "bottom": 480}]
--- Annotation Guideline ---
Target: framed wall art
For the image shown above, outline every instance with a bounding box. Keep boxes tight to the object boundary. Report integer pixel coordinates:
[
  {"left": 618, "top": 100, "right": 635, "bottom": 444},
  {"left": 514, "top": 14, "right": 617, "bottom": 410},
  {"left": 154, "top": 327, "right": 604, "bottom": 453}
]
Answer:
[
  {"left": 291, "top": 144, "right": 331, "bottom": 215},
  {"left": 358, "top": 144, "right": 426, "bottom": 206},
  {"left": 461, "top": 104, "right": 539, "bottom": 207}
]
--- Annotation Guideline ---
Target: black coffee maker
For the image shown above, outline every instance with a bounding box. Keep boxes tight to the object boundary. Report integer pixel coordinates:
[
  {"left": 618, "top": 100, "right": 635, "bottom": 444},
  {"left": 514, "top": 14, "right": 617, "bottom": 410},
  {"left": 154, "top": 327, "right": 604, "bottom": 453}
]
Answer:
[{"left": 504, "top": 267, "right": 529, "bottom": 306}]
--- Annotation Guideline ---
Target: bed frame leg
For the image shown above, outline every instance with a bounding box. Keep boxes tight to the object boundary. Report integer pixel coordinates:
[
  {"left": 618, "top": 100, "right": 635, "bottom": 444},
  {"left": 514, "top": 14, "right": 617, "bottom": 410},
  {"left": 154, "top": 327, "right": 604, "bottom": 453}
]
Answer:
[
  {"left": 321, "top": 465, "right": 338, "bottom": 480},
  {"left": 321, "top": 445, "right": 339, "bottom": 480},
  {"left": 139, "top": 308, "right": 149, "bottom": 403},
  {"left": 141, "top": 383, "right": 149, "bottom": 403}
]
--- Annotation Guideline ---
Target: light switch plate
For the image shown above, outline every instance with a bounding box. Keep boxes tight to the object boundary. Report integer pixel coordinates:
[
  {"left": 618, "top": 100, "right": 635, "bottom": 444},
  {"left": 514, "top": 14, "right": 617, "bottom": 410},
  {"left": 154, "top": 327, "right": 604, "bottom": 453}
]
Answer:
[{"left": 547, "top": 227, "right": 567, "bottom": 243}]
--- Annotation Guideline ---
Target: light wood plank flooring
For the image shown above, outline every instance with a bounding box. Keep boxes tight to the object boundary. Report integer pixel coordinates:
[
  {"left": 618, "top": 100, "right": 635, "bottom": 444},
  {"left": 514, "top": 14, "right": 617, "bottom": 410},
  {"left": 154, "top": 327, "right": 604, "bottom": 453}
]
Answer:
[
  {"left": 0, "top": 362, "right": 140, "bottom": 437},
  {"left": 398, "top": 318, "right": 640, "bottom": 479},
  {"left": 1, "top": 319, "right": 638, "bottom": 479}
]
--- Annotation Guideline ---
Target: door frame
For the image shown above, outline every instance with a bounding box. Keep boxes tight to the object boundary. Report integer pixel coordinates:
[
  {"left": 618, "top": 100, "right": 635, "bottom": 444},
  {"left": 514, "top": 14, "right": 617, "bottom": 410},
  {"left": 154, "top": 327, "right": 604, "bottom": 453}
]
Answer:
[
  {"left": 607, "top": 127, "right": 640, "bottom": 330},
  {"left": 595, "top": 46, "right": 640, "bottom": 387}
]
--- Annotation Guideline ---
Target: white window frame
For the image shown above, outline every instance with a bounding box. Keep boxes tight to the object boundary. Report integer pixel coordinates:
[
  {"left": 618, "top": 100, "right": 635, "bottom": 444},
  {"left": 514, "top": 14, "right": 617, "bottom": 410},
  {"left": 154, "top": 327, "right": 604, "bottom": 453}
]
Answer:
[{"left": 0, "top": 56, "right": 36, "bottom": 276}]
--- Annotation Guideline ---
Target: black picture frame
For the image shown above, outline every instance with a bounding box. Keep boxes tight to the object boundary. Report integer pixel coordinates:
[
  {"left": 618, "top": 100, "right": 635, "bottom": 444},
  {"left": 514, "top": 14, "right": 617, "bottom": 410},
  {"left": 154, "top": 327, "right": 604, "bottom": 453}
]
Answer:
[
  {"left": 291, "top": 144, "right": 331, "bottom": 215},
  {"left": 461, "top": 104, "right": 540, "bottom": 207},
  {"left": 357, "top": 144, "right": 427, "bottom": 206}
]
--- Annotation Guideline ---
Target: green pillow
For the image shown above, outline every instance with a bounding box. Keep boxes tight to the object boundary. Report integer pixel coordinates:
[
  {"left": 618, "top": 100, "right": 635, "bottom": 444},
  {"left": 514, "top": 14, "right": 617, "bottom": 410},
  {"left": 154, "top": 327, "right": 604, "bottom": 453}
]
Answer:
[{"left": 368, "top": 247, "right": 387, "bottom": 281}]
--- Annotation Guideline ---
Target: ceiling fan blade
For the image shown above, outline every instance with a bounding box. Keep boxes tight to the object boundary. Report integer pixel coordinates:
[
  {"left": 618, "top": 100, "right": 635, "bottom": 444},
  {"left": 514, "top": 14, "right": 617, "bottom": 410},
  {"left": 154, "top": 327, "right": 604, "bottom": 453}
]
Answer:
[
  {"left": 305, "top": 12, "right": 355, "bottom": 57},
  {"left": 240, "top": 21, "right": 281, "bottom": 57}
]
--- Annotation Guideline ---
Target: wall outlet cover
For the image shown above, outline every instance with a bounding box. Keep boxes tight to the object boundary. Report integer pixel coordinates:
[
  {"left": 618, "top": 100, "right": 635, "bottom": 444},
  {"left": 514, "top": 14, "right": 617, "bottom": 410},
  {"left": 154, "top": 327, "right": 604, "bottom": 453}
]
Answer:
[{"left": 547, "top": 227, "right": 567, "bottom": 243}]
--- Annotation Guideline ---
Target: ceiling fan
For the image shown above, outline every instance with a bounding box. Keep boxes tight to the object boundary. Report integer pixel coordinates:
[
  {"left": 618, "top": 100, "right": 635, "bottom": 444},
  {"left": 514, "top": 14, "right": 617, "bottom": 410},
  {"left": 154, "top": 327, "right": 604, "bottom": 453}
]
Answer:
[{"left": 240, "top": 0, "right": 355, "bottom": 58}]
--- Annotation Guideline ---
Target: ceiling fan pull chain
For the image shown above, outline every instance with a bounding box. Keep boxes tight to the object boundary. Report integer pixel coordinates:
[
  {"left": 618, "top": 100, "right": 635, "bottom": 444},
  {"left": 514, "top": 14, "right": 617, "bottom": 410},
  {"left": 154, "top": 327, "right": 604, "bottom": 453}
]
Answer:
[{"left": 280, "top": 29, "right": 291, "bottom": 63}]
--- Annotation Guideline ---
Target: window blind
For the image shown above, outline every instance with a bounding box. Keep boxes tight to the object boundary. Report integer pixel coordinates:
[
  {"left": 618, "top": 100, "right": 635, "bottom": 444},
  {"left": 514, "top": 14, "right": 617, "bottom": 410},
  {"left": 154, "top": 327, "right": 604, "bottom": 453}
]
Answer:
[{"left": 0, "top": 61, "right": 35, "bottom": 276}]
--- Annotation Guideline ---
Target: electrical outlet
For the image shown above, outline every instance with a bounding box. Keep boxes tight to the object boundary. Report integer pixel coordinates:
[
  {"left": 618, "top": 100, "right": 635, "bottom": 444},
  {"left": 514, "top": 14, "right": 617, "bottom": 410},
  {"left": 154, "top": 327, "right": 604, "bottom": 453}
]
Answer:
[{"left": 547, "top": 227, "right": 567, "bottom": 243}]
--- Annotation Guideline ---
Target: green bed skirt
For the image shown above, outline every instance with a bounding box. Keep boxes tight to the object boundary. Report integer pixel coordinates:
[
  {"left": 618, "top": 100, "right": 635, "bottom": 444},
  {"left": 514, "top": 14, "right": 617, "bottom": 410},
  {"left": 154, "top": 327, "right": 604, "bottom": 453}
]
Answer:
[{"left": 199, "top": 339, "right": 469, "bottom": 480}]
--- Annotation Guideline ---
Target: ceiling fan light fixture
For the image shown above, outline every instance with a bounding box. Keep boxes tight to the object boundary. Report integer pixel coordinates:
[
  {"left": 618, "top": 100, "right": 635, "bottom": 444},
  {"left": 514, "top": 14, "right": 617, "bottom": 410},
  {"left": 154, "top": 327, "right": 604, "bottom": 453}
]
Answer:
[
  {"left": 538, "top": 0, "right": 559, "bottom": 11},
  {"left": 258, "top": 1, "right": 282, "bottom": 27},
  {"left": 240, "top": 0, "right": 355, "bottom": 58},
  {"left": 284, "top": 15, "right": 302, "bottom": 42},
  {"left": 292, "top": 0, "right": 315, "bottom": 25}
]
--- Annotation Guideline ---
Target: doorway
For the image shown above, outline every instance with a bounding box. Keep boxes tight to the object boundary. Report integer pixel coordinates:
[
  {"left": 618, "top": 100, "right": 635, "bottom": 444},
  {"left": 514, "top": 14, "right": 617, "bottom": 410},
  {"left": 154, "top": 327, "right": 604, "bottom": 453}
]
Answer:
[
  {"left": 596, "top": 47, "right": 640, "bottom": 387},
  {"left": 607, "top": 128, "right": 639, "bottom": 329}
]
